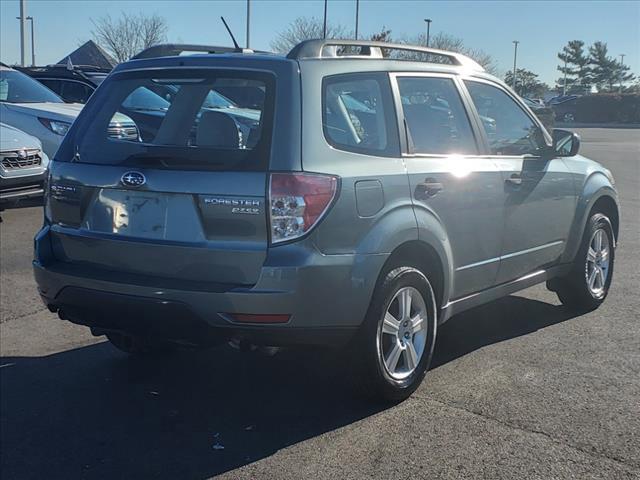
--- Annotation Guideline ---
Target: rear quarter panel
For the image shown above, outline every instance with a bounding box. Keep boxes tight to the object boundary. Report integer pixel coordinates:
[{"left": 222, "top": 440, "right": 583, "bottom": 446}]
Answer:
[{"left": 299, "top": 60, "right": 455, "bottom": 307}]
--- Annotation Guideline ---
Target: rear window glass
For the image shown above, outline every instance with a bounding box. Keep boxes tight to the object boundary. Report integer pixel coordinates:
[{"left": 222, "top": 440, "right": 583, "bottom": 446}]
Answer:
[
  {"left": 323, "top": 72, "right": 399, "bottom": 157},
  {"left": 398, "top": 77, "right": 477, "bottom": 155},
  {"left": 72, "top": 69, "right": 274, "bottom": 171}
]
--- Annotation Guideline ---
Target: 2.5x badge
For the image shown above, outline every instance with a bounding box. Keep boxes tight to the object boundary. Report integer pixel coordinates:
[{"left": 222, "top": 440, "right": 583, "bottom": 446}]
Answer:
[{"left": 203, "top": 197, "right": 261, "bottom": 215}]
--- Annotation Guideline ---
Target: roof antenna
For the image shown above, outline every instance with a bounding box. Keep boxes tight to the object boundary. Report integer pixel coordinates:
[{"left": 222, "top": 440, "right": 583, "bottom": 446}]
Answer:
[{"left": 220, "top": 16, "right": 241, "bottom": 51}]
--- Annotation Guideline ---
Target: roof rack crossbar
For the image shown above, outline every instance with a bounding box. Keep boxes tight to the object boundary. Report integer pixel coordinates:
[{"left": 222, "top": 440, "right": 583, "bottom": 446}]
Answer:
[
  {"left": 132, "top": 43, "right": 269, "bottom": 60},
  {"left": 287, "top": 39, "right": 484, "bottom": 71}
]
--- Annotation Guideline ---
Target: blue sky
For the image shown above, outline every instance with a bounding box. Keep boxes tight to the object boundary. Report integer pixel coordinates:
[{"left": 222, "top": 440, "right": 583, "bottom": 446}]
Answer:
[{"left": 1, "top": 0, "right": 638, "bottom": 86}]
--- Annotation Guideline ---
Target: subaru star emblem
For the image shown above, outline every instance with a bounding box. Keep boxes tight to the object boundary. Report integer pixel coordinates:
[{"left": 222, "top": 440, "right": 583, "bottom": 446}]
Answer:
[
  {"left": 17, "top": 149, "right": 27, "bottom": 159},
  {"left": 121, "top": 171, "right": 146, "bottom": 187}
]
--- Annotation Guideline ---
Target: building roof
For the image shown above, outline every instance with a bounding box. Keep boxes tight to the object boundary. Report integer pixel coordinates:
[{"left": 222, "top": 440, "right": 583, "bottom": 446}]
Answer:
[{"left": 57, "top": 40, "right": 116, "bottom": 69}]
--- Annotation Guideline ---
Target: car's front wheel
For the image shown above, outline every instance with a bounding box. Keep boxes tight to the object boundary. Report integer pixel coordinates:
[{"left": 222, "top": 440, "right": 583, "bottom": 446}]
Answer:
[
  {"left": 353, "top": 266, "right": 437, "bottom": 403},
  {"left": 550, "top": 212, "right": 615, "bottom": 312}
]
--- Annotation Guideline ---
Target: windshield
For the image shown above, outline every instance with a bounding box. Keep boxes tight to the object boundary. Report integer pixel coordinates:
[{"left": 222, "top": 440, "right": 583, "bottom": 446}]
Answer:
[
  {"left": 122, "top": 87, "right": 171, "bottom": 112},
  {"left": 0, "top": 69, "right": 63, "bottom": 103},
  {"left": 203, "top": 90, "right": 235, "bottom": 108}
]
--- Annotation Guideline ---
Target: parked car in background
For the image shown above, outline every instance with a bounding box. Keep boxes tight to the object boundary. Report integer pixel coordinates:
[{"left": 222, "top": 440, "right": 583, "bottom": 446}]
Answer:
[
  {"left": 34, "top": 41, "right": 619, "bottom": 402},
  {"left": 522, "top": 96, "right": 555, "bottom": 130},
  {"left": 524, "top": 97, "right": 545, "bottom": 107},
  {"left": 547, "top": 94, "right": 579, "bottom": 105},
  {"left": 15, "top": 63, "right": 110, "bottom": 104},
  {"left": 0, "top": 122, "right": 49, "bottom": 204},
  {"left": 0, "top": 65, "right": 138, "bottom": 158},
  {"left": 551, "top": 96, "right": 580, "bottom": 123}
]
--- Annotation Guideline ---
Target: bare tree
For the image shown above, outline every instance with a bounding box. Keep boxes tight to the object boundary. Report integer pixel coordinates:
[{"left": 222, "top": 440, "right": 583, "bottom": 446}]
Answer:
[
  {"left": 270, "top": 17, "right": 349, "bottom": 53},
  {"left": 370, "top": 27, "right": 392, "bottom": 43},
  {"left": 397, "top": 32, "right": 497, "bottom": 75},
  {"left": 91, "top": 12, "right": 168, "bottom": 62}
]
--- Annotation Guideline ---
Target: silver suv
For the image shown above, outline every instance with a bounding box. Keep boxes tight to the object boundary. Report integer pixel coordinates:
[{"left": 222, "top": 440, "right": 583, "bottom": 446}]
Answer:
[
  {"left": 0, "top": 122, "right": 49, "bottom": 203},
  {"left": 33, "top": 41, "right": 619, "bottom": 401}
]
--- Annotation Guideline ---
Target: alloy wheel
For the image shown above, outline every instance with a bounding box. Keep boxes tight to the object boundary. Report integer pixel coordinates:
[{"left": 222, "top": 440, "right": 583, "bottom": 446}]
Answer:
[
  {"left": 377, "top": 286, "right": 428, "bottom": 380},
  {"left": 585, "top": 228, "right": 610, "bottom": 298}
]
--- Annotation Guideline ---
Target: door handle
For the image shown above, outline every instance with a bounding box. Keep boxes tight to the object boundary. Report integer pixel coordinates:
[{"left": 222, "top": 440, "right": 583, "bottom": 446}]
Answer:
[
  {"left": 505, "top": 174, "right": 523, "bottom": 187},
  {"left": 415, "top": 178, "right": 444, "bottom": 199}
]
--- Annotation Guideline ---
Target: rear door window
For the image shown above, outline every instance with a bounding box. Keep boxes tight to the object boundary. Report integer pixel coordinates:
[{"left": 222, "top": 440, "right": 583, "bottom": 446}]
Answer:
[
  {"left": 323, "top": 72, "right": 399, "bottom": 157},
  {"left": 74, "top": 69, "right": 274, "bottom": 170},
  {"left": 397, "top": 76, "right": 477, "bottom": 155}
]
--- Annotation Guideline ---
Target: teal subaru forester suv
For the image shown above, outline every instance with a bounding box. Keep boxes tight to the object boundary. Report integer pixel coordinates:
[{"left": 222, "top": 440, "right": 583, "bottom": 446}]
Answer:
[{"left": 34, "top": 40, "right": 619, "bottom": 401}]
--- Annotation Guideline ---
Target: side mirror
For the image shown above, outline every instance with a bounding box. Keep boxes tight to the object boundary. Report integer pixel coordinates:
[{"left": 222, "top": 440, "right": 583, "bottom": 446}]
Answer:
[{"left": 552, "top": 129, "right": 580, "bottom": 157}]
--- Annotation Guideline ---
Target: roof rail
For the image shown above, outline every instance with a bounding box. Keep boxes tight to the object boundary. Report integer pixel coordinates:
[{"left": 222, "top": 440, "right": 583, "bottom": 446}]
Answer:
[
  {"left": 287, "top": 39, "right": 484, "bottom": 71},
  {"left": 131, "top": 43, "right": 270, "bottom": 60}
]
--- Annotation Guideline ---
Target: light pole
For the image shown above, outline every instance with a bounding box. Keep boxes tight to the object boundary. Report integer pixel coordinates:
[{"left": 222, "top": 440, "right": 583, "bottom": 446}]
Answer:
[
  {"left": 323, "top": 0, "right": 328, "bottom": 39},
  {"left": 424, "top": 18, "right": 432, "bottom": 47},
  {"left": 18, "top": 0, "right": 26, "bottom": 67},
  {"left": 26, "top": 16, "right": 35, "bottom": 66},
  {"left": 619, "top": 53, "right": 626, "bottom": 94},
  {"left": 245, "top": 0, "right": 250, "bottom": 48},
  {"left": 512, "top": 40, "right": 519, "bottom": 93},
  {"left": 563, "top": 58, "right": 568, "bottom": 96},
  {"left": 355, "top": 0, "right": 359, "bottom": 40}
]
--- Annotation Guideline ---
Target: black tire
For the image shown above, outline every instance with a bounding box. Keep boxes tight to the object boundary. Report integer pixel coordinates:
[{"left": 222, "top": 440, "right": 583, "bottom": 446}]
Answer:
[
  {"left": 352, "top": 266, "right": 438, "bottom": 403},
  {"left": 551, "top": 213, "right": 615, "bottom": 312},
  {"left": 106, "top": 332, "right": 174, "bottom": 355}
]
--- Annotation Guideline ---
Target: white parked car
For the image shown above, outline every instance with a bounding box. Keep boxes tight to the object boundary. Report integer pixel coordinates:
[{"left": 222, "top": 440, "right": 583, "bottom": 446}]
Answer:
[
  {"left": 0, "top": 122, "right": 49, "bottom": 203},
  {"left": 0, "top": 64, "right": 138, "bottom": 158}
]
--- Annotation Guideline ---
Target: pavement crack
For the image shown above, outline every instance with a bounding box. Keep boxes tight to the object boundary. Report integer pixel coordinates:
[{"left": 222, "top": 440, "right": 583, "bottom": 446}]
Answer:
[
  {"left": 414, "top": 394, "right": 640, "bottom": 471},
  {"left": 0, "top": 307, "right": 48, "bottom": 324}
]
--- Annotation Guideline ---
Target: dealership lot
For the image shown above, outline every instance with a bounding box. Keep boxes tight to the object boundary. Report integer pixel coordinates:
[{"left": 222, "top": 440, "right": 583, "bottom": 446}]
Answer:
[{"left": 1, "top": 128, "right": 638, "bottom": 479}]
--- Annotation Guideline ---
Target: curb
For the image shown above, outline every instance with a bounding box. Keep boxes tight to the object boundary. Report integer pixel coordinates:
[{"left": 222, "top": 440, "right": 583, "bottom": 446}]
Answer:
[{"left": 555, "top": 122, "right": 640, "bottom": 129}]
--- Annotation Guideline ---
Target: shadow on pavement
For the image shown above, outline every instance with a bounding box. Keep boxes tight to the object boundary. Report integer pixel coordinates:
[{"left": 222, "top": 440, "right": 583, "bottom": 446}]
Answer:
[
  {"left": 0, "top": 197, "right": 42, "bottom": 222},
  {"left": 0, "top": 295, "right": 577, "bottom": 479}
]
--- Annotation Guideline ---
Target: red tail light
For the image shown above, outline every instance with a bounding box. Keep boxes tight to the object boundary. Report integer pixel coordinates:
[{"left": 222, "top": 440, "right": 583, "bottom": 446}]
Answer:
[
  {"left": 269, "top": 172, "right": 338, "bottom": 244},
  {"left": 228, "top": 313, "right": 290, "bottom": 324}
]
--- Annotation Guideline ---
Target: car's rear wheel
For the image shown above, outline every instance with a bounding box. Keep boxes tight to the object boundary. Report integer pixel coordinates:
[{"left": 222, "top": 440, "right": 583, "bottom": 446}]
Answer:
[
  {"left": 106, "top": 332, "right": 174, "bottom": 355},
  {"left": 551, "top": 213, "right": 615, "bottom": 312},
  {"left": 353, "top": 266, "right": 437, "bottom": 403}
]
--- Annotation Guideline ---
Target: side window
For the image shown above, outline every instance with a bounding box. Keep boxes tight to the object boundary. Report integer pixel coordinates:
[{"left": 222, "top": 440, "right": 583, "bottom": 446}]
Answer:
[
  {"left": 38, "top": 79, "right": 62, "bottom": 97},
  {"left": 465, "top": 80, "right": 546, "bottom": 156},
  {"left": 398, "top": 77, "right": 477, "bottom": 155},
  {"left": 323, "top": 73, "right": 399, "bottom": 156},
  {"left": 61, "top": 81, "right": 92, "bottom": 103}
]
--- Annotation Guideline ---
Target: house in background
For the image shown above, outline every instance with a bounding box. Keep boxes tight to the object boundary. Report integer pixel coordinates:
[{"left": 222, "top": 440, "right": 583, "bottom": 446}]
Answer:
[
  {"left": 11, "top": 40, "right": 116, "bottom": 104},
  {"left": 57, "top": 40, "right": 116, "bottom": 69}
]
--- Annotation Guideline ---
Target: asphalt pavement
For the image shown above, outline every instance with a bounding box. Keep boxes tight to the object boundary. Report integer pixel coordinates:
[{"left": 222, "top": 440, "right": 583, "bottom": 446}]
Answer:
[{"left": 1, "top": 128, "right": 638, "bottom": 479}]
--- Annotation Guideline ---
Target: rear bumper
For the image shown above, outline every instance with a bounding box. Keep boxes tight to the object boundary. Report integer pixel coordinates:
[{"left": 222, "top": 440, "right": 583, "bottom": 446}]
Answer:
[{"left": 34, "top": 226, "right": 387, "bottom": 346}]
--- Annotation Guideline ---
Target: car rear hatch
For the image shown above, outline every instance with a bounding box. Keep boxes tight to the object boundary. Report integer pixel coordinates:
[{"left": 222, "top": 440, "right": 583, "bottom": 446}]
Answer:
[{"left": 46, "top": 61, "right": 298, "bottom": 288}]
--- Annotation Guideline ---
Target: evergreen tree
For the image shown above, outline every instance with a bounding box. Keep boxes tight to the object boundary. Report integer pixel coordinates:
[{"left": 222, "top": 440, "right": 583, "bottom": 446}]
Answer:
[
  {"left": 611, "top": 58, "right": 635, "bottom": 92},
  {"left": 556, "top": 40, "right": 591, "bottom": 94},
  {"left": 589, "top": 42, "right": 618, "bottom": 91},
  {"left": 505, "top": 68, "right": 547, "bottom": 97}
]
